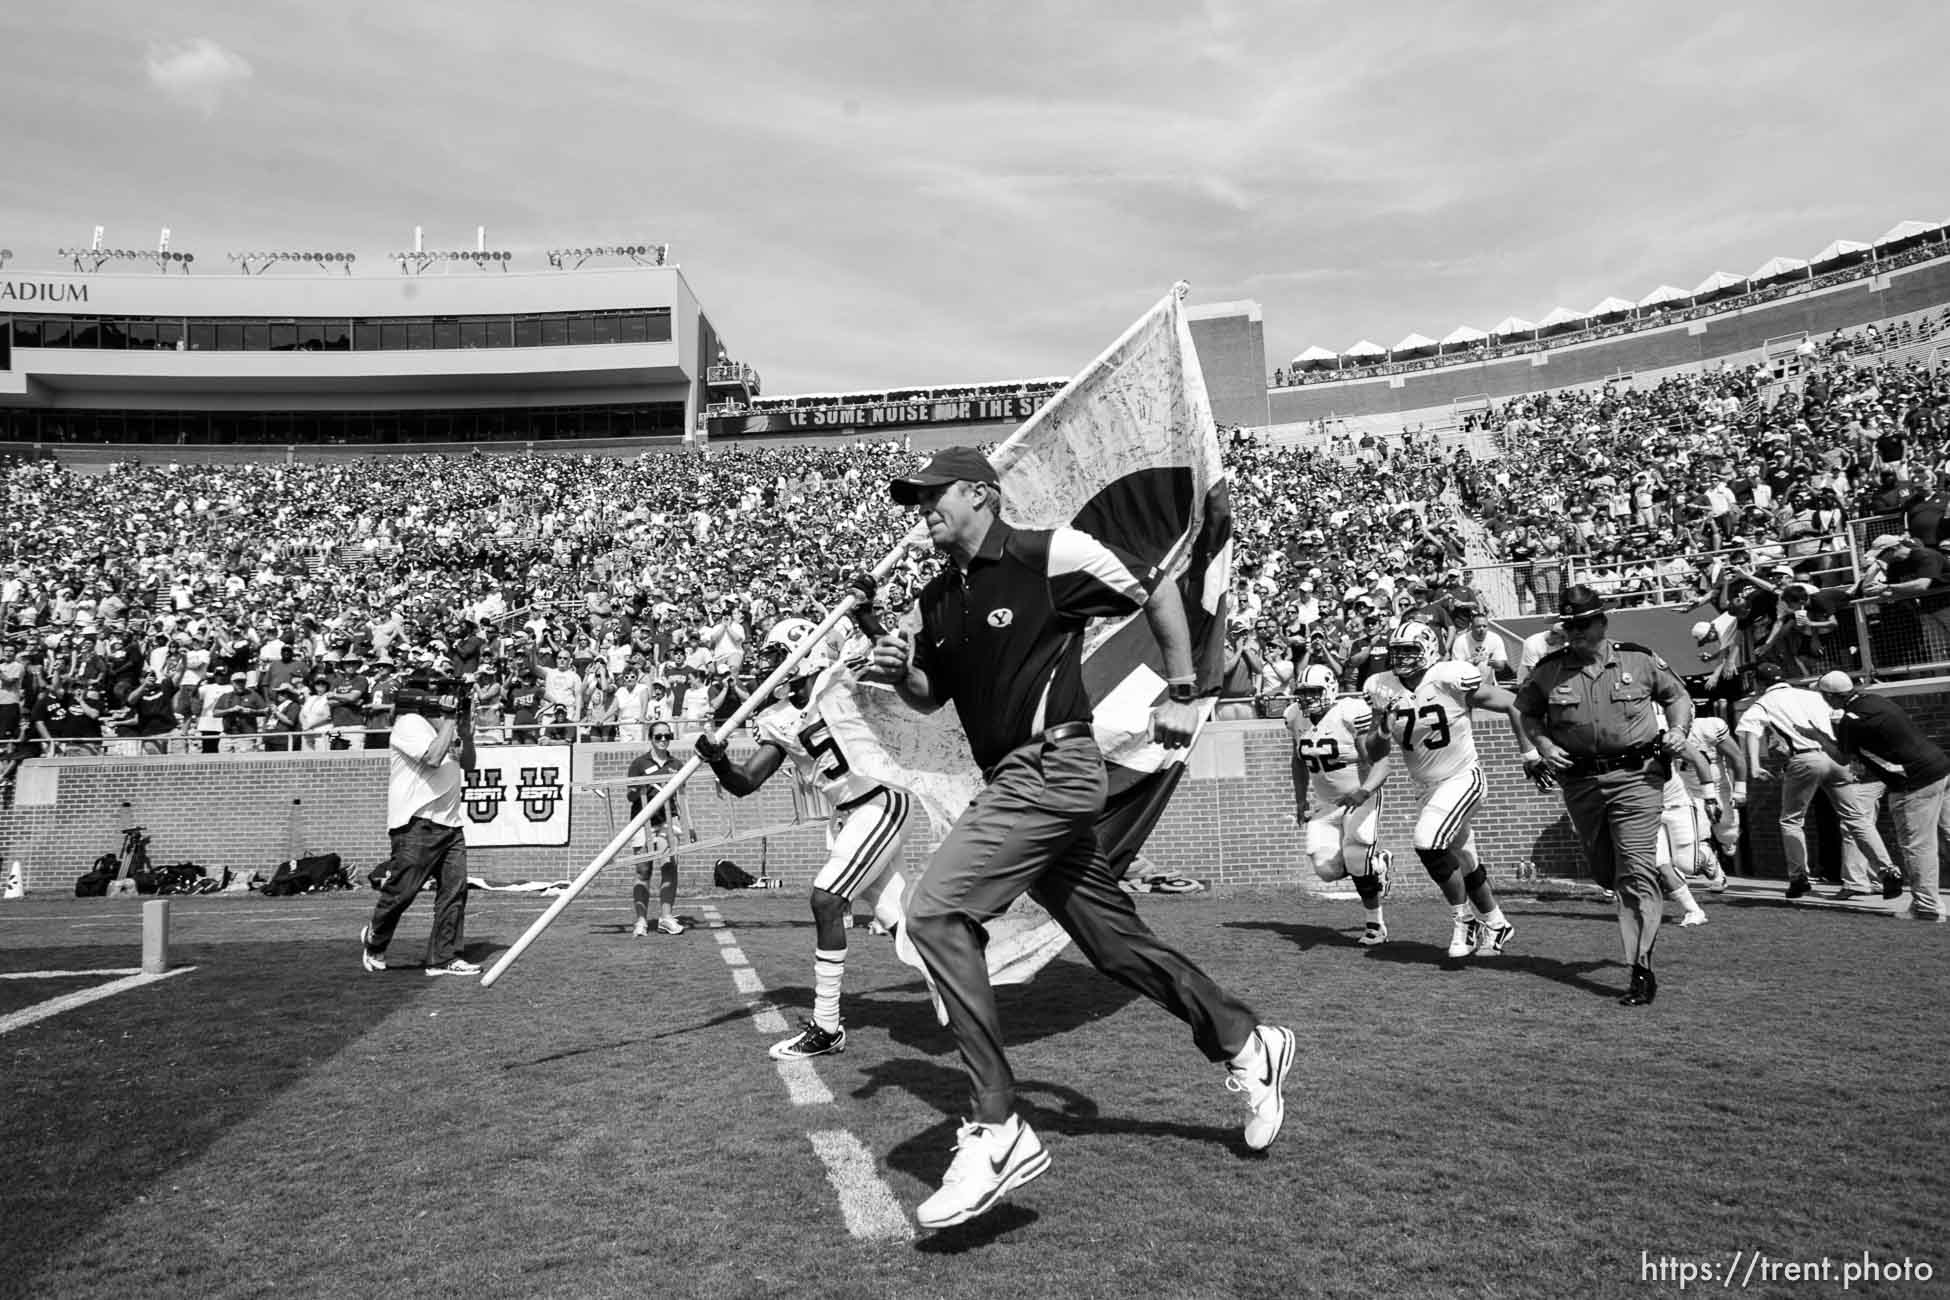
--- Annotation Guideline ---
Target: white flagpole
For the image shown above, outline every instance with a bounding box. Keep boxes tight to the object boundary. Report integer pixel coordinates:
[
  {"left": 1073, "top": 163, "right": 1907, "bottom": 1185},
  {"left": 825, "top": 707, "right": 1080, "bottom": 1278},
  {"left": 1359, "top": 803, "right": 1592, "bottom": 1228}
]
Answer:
[{"left": 479, "top": 520, "right": 925, "bottom": 988}]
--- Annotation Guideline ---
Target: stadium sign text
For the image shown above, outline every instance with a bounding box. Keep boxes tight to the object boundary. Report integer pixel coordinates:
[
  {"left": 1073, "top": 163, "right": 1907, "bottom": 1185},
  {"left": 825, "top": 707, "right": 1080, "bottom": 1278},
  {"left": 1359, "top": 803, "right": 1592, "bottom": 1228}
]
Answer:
[
  {"left": 711, "top": 391, "right": 1052, "bottom": 436},
  {"left": 0, "top": 280, "right": 88, "bottom": 304}
]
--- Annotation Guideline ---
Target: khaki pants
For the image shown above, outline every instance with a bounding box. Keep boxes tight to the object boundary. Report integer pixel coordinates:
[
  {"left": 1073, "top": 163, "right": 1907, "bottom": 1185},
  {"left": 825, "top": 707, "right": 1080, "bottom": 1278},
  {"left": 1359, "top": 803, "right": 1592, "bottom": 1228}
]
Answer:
[{"left": 1778, "top": 752, "right": 1894, "bottom": 884}]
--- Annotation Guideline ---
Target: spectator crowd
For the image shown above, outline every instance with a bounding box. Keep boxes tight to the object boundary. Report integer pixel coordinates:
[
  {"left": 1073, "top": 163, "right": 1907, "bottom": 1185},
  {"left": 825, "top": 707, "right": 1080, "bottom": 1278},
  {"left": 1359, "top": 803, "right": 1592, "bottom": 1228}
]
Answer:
[{"left": 3, "top": 323, "right": 1948, "bottom": 773}]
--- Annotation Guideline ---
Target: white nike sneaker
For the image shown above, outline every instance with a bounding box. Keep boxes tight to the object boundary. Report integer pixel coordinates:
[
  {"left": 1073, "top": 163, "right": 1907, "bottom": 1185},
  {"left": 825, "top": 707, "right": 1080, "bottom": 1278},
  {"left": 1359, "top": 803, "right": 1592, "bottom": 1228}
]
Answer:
[
  {"left": 1679, "top": 910, "right": 1709, "bottom": 927},
  {"left": 1447, "top": 915, "right": 1481, "bottom": 959},
  {"left": 915, "top": 1115, "right": 1050, "bottom": 1229},
  {"left": 1225, "top": 1025, "right": 1296, "bottom": 1151}
]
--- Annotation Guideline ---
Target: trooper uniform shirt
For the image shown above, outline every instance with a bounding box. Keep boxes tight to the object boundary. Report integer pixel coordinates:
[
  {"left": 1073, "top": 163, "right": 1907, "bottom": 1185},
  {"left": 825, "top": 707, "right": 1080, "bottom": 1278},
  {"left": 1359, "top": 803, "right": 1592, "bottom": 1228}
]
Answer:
[{"left": 1514, "top": 642, "right": 1686, "bottom": 758}]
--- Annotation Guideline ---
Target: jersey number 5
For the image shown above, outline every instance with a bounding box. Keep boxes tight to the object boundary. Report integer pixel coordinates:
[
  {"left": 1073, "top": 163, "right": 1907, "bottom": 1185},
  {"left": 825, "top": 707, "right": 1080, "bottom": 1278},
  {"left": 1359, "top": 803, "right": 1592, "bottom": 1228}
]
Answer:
[
  {"left": 1392, "top": 704, "right": 1452, "bottom": 751},
  {"left": 798, "top": 719, "right": 851, "bottom": 780}
]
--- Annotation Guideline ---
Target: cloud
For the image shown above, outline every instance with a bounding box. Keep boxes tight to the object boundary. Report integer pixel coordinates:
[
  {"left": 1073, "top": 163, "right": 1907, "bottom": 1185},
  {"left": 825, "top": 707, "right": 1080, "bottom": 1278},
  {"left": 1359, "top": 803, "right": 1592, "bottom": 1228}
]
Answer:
[{"left": 144, "top": 37, "right": 252, "bottom": 116}]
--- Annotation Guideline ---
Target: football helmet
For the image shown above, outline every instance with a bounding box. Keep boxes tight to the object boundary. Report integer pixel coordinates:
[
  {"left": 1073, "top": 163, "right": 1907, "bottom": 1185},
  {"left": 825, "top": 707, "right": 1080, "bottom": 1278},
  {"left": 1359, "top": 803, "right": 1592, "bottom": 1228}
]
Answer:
[
  {"left": 1387, "top": 620, "right": 1443, "bottom": 677},
  {"left": 755, "top": 616, "right": 831, "bottom": 680},
  {"left": 1296, "top": 664, "right": 1337, "bottom": 721}
]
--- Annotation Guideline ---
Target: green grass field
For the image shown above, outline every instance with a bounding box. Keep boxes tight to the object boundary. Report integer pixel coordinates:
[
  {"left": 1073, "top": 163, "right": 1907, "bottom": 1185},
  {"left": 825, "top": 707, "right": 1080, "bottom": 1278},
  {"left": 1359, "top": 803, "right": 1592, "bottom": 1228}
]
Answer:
[{"left": 2, "top": 885, "right": 1945, "bottom": 1300}]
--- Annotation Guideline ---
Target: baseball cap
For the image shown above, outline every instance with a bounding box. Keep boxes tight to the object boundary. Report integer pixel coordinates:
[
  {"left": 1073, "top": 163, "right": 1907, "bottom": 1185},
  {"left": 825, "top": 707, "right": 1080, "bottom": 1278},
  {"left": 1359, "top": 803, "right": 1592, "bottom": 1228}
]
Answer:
[
  {"left": 1816, "top": 670, "right": 1854, "bottom": 694},
  {"left": 1690, "top": 621, "right": 1716, "bottom": 642},
  {"left": 1869, "top": 534, "right": 1906, "bottom": 552},
  {"left": 888, "top": 446, "right": 999, "bottom": 506}
]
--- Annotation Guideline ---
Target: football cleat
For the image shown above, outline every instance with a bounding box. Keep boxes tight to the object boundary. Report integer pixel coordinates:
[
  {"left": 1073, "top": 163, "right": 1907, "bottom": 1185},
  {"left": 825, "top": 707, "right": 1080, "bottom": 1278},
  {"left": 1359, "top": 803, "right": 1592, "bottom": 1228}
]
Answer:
[
  {"left": 1475, "top": 920, "right": 1516, "bottom": 955},
  {"left": 1447, "top": 916, "right": 1481, "bottom": 959},
  {"left": 769, "top": 1019, "right": 846, "bottom": 1061},
  {"left": 631, "top": 917, "right": 650, "bottom": 937},
  {"left": 359, "top": 924, "right": 386, "bottom": 973},
  {"left": 1679, "top": 910, "right": 1709, "bottom": 927},
  {"left": 916, "top": 1116, "right": 1050, "bottom": 1229},
  {"left": 1357, "top": 920, "right": 1388, "bottom": 947},
  {"left": 655, "top": 915, "right": 686, "bottom": 936},
  {"left": 1225, "top": 1025, "right": 1296, "bottom": 1151}
]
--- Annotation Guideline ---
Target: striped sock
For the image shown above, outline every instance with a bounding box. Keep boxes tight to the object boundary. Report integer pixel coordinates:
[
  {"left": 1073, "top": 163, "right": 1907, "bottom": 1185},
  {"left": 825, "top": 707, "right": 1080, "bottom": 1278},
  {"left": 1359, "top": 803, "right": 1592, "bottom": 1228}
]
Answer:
[{"left": 813, "top": 947, "right": 846, "bottom": 1031}]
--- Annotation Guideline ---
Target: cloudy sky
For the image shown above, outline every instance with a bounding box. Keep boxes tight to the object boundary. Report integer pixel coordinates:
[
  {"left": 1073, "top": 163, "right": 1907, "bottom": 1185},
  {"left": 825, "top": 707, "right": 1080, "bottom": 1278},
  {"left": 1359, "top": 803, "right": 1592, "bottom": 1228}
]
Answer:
[{"left": 2, "top": 1, "right": 1946, "bottom": 392}]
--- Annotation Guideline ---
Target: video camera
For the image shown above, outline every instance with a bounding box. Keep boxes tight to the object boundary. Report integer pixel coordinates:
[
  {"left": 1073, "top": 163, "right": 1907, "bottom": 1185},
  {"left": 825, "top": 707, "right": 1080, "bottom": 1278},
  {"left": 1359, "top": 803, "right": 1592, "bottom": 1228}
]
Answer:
[{"left": 394, "top": 673, "right": 469, "bottom": 717}]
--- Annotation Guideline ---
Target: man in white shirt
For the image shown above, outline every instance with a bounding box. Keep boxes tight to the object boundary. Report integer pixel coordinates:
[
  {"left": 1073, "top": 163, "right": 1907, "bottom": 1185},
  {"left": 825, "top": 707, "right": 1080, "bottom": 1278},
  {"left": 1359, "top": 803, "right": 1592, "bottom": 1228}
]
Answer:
[
  {"left": 1736, "top": 663, "right": 1901, "bottom": 900},
  {"left": 1514, "top": 624, "right": 1564, "bottom": 685},
  {"left": 359, "top": 671, "right": 479, "bottom": 977},
  {"left": 1448, "top": 608, "right": 1510, "bottom": 679}
]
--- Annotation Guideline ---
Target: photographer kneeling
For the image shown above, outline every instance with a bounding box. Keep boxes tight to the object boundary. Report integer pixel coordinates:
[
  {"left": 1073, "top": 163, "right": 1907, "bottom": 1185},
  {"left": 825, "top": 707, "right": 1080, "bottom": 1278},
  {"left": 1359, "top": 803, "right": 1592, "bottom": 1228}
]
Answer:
[{"left": 359, "top": 670, "right": 479, "bottom": 977}]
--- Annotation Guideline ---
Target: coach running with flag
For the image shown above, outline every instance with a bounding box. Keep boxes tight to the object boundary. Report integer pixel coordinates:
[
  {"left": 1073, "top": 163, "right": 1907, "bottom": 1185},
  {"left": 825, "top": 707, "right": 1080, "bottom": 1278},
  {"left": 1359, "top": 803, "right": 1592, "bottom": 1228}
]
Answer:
[{"left": 869, "top": 444, "right": 1294, "bottom": 1231}]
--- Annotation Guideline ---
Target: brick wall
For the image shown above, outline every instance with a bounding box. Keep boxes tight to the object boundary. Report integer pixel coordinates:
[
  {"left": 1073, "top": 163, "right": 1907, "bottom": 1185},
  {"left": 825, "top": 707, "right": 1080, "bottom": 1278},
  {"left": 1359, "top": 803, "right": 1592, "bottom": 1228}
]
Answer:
[{"left": 10, "top": 698, "right": 1945, "bottom": 897}]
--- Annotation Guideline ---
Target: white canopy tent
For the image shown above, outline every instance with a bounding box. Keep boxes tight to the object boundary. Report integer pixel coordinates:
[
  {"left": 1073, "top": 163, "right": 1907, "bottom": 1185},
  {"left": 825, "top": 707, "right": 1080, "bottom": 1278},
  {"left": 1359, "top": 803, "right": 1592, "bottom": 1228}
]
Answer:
[
  {"left": 1636, "top": 284, "right": 1690, "bottom": 309},
  {"left": 1810, "top": 239, "right": 1871, "bottom": 265},
  {"left": 1535, "top": 306, "right": 1587, "bottom": 330},
  {"left": 1390, "top": 331, "right": 1439, "bottom": 357},
  {"left": 1692, "top": 270, "right": 1747, "bottom": 297},
  {"left": 1586, "top": 296, "right": 1636, "bottom": 319},
  {"left": 1439, "top": 324, "right": 1489, "bottom": 349},
  {"left": 1489, "top": 316, "right": 1537, "bottom": 338},
  {"left": 1748, "top": 255, "right": 1809, "bottom": 282},
  {"left": 1341, "top": 339, "right": 1385, "bottom": 360},
  {"left": 1289, "top": 345, "right": 1338, "bottom": 371},
  {"left": 1872, "top": 219, "right": 1941, "bottom": 248}
]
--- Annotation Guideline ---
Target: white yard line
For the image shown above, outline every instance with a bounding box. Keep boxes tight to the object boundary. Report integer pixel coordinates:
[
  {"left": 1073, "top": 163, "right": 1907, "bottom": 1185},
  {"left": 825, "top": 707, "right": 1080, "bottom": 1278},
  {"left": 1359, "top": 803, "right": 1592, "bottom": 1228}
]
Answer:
[
  {"left": 0, "top": 968, "right": 195, "bottom": 1035},
  {"left": 0, "top": 968, "right": 141, "bottom": 979},
  {"left": 808, "top": 1130, "right": 915, "bottom": 1243},
  {"left": 696, "top": 902, "right": 912, "bottom": 1241}
]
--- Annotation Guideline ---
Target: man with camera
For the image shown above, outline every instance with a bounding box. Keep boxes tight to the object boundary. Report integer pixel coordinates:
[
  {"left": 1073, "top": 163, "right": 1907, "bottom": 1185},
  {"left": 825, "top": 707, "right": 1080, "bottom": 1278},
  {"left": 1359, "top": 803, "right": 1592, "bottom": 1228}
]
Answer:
[{"left": 359, "top": 670, "right": 479, "bottom": 977}]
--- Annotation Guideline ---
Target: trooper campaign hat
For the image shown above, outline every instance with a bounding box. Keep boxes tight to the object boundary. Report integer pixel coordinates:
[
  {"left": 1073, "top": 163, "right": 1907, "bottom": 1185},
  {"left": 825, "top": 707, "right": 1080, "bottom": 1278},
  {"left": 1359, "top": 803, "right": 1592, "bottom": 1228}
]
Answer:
[{"left": 1555, "top": 585, "right": 1608, "bottom": 624}]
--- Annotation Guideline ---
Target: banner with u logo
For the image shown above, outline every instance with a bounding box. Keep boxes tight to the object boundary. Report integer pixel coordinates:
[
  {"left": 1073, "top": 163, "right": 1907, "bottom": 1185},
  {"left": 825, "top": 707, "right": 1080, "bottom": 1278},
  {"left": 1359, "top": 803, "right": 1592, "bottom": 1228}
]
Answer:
[{"left": 460, "top": 744, "right": 573, "bottom": 847}]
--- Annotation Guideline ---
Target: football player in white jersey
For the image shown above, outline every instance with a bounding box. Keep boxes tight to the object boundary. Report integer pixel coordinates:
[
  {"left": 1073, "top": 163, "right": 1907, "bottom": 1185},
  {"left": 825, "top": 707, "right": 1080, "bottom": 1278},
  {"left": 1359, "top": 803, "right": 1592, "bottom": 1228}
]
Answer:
[
  {"left": 1284, "top": 664, "right": 1394, "bottom": 944},
  {"left": 1655, "top": 743, "right": 1714, "bottom": 926},
  {"left": 1683, "top": 714, "right": 1746, "bottom": 881},
  {"left": 695, "top": 617, "right": 922, "bottom": 1061},
  {"left": 1362, "top": 619, "right": 1522, "bottom": 959}
]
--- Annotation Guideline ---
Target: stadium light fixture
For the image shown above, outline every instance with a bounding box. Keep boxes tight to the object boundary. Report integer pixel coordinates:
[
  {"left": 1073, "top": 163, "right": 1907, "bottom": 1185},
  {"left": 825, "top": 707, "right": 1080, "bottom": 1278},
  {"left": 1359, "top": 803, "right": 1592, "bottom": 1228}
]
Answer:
[
  {"left": 543, "top": 241, "right": 671, "bottom": 270},
  {"left": 391, "top": 245, "right": 512, "bottom": 275},
  {"left": 0, "top": 248, "right": 11, "bottom": 269},
  {"left": 226, "top": 249, "right": 357, "bottom": 276},
  {"left": 59, "top": 243, "right": 194, "bottom": 273}
]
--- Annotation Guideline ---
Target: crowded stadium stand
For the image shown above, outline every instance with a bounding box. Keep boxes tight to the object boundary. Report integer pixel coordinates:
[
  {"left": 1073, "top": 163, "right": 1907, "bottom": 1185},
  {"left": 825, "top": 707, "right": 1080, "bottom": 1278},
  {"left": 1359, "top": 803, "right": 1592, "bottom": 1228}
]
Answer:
[{"left": 3, "top": 220, "right": 1949, "bottom": 788}]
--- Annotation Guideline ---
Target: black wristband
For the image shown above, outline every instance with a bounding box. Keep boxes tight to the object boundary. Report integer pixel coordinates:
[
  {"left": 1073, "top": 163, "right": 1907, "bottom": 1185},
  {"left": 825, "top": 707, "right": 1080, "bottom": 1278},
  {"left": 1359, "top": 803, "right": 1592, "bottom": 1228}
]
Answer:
[{"left": 1166, "top": 682, "right": 1197, "bottom": 705}]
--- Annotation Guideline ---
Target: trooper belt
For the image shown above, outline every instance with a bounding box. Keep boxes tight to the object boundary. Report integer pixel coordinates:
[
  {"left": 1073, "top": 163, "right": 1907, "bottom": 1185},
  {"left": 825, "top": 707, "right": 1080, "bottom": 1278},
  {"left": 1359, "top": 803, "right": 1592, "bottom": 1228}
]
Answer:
[{"left": 1563, "top": 743, "right": 1661, "bottom": 778}]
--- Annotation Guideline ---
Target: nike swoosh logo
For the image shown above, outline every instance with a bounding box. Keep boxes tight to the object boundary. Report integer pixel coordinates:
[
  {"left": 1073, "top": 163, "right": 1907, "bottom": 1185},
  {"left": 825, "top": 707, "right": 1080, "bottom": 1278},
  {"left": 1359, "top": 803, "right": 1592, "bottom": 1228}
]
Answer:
[{"left": 988, "top": 1128, "right": 1022, "bottom": 1175}]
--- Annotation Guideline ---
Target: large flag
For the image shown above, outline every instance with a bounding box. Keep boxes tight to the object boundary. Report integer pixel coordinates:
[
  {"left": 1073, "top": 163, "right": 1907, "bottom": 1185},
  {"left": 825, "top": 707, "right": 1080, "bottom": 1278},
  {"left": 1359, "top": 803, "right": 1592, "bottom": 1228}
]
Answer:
[{"left": 825, "top": 283, "right": 1232, "bottom": 875}]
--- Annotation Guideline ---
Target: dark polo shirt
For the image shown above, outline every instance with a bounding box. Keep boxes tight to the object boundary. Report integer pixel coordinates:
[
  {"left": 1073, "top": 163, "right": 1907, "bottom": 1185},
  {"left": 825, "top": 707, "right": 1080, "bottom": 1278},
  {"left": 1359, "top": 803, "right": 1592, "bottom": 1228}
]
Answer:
[
  {"left": 1833, "top": 691, "right": 1950, "bottom": 792},
  {"left": 912, "top": 519, "right": 1152, "bottom": 773}
]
